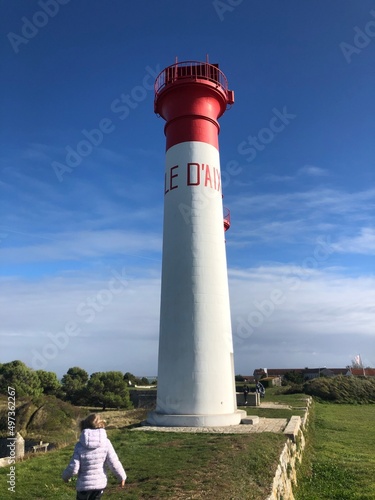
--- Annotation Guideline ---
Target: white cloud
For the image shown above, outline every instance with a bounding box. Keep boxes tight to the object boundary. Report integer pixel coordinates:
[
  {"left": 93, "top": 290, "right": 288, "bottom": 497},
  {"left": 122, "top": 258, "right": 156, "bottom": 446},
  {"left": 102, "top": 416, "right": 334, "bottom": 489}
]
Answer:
[
  {"left": 332, "top": 227, "right": 375, "bottom": 255},
  {"left": 0, "top": 229, "right": 162, "bottom": 264},
  {"left": 232, "top": 187, "right": 375, "bottom": 216},
  {"left": 1, "top": 271, "right": 161, "bottom": 377},
  {"left": 263, "top": 174, "right": 295, "bottom": 182},
  {"left": 260, "top": 165, "right": 328, "bottom": 183},
  {"left": 229, "top": 264, "right": 375, "bottom": 370},
  {"left": 226, "top": 187, "right": 375, "bottom": 253},
  {"left": 298, "top": 165, "right": 329, "bottom": 177},
  {"left": 2, "top": 263, "right": 374, "bottom": 377}
]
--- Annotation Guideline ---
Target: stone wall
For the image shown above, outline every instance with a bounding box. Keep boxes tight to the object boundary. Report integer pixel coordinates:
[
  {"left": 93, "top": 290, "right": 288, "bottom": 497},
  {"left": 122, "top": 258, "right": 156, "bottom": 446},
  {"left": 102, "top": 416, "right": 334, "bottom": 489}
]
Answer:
[
  {"left": 266, "top": 397, "right": 312, "bottom": 500},
  {"left": 129, "top": 389, "right": 157, "bottom": 408},
  {"left": 130, "top": 389, "right": 261, "bottom": 408},
  {"left": 236, "top": 392, "right": 260, "bottom": 406}
]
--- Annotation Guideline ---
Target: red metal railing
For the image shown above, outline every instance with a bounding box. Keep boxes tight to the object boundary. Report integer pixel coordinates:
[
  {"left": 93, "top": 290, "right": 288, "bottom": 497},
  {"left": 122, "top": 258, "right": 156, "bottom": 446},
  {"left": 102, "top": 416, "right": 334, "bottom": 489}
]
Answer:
[
  {"left": 155, "top": 61, "right": 231, "bottom": 101},
  {"left": 223, "top": 207, "right": 231, "bottom": 232}
]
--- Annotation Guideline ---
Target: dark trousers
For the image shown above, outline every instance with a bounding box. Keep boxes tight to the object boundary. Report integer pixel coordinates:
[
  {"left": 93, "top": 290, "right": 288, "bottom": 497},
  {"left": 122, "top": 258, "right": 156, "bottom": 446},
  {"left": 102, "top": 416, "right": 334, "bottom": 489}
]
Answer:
[{"left": 76, "top": 490, "right": 104, "bottom": 500}]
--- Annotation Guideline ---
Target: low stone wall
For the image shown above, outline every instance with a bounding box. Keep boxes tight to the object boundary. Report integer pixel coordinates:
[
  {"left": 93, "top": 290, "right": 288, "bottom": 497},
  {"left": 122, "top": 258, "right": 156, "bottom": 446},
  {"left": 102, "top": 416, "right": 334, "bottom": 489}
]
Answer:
[
  {"left": 129, "top": 389, "right": 157, "bottom": 409},
  {"left": 266, "top": 397, "right": 312, "bottom": 500},
  {"left": 236, "top": 392, "right": 260, "bottom": 406},
  {"left": 130, "top": 390, "right": 261, "bottom": 409}
]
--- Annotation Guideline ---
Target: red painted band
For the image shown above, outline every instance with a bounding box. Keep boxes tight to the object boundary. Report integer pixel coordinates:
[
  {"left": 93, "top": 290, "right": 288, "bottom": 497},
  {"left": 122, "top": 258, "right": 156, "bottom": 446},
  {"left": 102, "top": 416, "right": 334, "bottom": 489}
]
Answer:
[
  {"left": 164, "top": 115, "right": 220, "bottom": 150},
  {"left": 155, "top": 80, "right": 228, "bottom": 151}
]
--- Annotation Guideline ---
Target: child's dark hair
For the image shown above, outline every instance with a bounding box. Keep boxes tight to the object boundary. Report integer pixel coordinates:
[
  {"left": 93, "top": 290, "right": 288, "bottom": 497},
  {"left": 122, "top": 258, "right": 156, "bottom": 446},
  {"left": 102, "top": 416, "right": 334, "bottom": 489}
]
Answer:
[{"left": 80, "top": 413, "right": 106, "bottom": 431}]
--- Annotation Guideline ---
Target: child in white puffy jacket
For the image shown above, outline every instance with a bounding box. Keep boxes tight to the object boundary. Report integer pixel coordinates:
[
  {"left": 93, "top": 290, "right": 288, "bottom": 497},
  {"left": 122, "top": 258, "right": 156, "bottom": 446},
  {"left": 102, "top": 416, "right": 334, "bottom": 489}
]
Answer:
[{"left": 62, "top": 413, "right": 126, "bottom": 500}]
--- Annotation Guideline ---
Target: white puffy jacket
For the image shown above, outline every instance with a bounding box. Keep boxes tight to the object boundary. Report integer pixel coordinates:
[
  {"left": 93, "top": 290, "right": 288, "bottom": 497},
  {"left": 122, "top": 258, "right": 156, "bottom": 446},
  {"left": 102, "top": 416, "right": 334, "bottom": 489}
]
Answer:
[{"left": 62, "top": 428, "right": 126, "bottom": 491}]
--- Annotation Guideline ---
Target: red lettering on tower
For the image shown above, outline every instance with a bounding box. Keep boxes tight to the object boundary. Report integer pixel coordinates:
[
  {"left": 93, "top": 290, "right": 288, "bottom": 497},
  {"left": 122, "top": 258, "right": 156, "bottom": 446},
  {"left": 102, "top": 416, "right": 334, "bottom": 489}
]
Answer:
[
  {"left": 170, "top": 165, "right": 178, "bottom": 190},
  {"left": 164, "top": 165, "right": 179, "bottom": 195},
  {"left": 204, "top": 164, "right": 212, "bottom": 188},
  {"left": 214, "top": 167, "right": 221, "bottom": 192},
  {"left": 164, "top": 172, "right": 169, "bottom": 195},
  {"left": 185, "top": 163, "right": 222, "bottom": 191},
  {"left": 187, "top": 163, "right": 200, "bottom": 185}
]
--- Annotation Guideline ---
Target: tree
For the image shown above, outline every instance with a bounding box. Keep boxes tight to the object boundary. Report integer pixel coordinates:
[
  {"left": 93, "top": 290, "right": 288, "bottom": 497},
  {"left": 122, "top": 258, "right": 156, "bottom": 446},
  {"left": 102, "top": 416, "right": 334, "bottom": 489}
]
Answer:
[
  {"left": 87, "top": 371, "right": 131, "bottom": 410},
  {"left": 124, "top": 372, "right": 151, "bottom": 386},
  {"left": 61, "top": 367, "right": 89, "bottom": 405},
  {"left": 36, "top": 370, "right": 61, "bottom": 396},
  {"left": 0, "top": 360, "right": 42, "bottom": 397},
  {"left": 124, "top": 372, "right": 136, "bottom": 384},
  {"left": 283, "top": 370, "right": 305, "bottom": 385}
]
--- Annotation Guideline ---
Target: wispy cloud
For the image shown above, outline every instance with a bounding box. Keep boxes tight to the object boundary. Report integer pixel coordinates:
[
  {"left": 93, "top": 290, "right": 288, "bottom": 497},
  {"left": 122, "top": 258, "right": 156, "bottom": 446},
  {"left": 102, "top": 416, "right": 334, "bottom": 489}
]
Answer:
[
  {"left": 297, "top": 165, "right": 329, "bottom": 177},
  {"left": 1, "top": 271, "right": 161, "bottom": 375},
  {"left": 229, "top": 264, "right": 375, "bottom": 369},
  {"left": 0, "top": 229, "right": 162, "bottom": 264},
  {"left": 333, "top": 227, "right": 375, "bottom": 255},
  {"left": 263, "top": 174, "right": 295, "bottom": 182},
  {"left": 262, "top": 165, "right": 329, "bottom": 183},
  {"left": 226, "top": 187, "right": 375, "bottom": 255},
  {"left": 2, "top": 263, "right": 374, "bottom": 376}
]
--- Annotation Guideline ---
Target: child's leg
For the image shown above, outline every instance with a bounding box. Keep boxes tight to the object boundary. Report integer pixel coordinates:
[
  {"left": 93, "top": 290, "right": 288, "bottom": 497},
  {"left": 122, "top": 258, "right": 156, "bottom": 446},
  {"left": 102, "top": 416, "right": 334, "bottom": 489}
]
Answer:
[{"left": 76, "top": 490, "right": 104, "bottom": 500}]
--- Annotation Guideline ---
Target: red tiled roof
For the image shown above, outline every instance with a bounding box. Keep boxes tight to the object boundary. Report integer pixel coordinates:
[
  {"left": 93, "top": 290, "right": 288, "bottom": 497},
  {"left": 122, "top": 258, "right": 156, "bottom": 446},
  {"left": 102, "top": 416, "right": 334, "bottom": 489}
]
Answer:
[{"left": 351, "top": 368, "right": 375, "bottom": 377}]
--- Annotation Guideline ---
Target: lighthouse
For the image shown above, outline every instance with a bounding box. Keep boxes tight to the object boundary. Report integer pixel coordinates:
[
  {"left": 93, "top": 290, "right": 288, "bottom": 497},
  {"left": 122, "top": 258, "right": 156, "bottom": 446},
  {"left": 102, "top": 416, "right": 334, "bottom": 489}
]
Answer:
[{"left": 147, "top": 60, "right": 246, "bottom": 426}]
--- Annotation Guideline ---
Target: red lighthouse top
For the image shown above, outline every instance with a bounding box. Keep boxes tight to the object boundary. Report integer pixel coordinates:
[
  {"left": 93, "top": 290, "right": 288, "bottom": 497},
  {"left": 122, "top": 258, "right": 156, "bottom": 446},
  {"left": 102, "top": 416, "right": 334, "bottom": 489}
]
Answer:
[{"left": 154, "top": 60, "right": 234, "bottom": 150}]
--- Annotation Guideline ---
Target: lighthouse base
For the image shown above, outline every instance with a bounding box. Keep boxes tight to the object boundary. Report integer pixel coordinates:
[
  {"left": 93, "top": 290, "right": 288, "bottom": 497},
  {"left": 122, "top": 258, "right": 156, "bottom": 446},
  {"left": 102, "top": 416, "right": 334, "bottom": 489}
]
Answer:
[{"left": 146, "top": 410, "right": 247, "bottom": 428}]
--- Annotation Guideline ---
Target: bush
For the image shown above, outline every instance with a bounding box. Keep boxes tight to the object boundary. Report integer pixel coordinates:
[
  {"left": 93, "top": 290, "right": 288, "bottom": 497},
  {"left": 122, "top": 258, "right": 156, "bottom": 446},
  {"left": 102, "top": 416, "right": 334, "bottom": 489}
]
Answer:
[
  {"left": 0, "top": 395, "right": 85, "bottom": 439},
  {"left": 257, "top": 378, "right": 273, "bottom": 389},
  {"left": 283, "top": 383, "right": 304, "bottom": 394},
  {"left": 303, "top": 375, "right": 375, "bottom": 404}
]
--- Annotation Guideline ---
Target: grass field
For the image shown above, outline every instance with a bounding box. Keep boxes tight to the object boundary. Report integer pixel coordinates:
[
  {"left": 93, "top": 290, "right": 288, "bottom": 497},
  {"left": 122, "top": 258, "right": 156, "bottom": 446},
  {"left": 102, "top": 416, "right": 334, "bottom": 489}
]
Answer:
[
  {"left": 3, "top": 387, "right": 375, "bottom": 498},
  {"left": 296, "top": 403, "right": 375, "bottom": 500},
  {"left": 242, "top": 406, "right": 305, "bottom": 419},
  {"left": 0, "top": 388, "right": 310, "bottom": 499},
  {"left": 0, "top": 429, "right": 285, "bottom": 499}
]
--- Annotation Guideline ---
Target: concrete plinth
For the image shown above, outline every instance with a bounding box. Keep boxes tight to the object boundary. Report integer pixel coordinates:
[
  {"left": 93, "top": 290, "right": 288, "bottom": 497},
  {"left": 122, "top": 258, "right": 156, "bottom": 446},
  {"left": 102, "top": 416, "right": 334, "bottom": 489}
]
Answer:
[
  {"left": 237, "top": 392, "right": 260, "bottom": 406},
  {"left": 241, "top": 416, "right": 260, "bottom": 425},
  {"left": 147, "top": 409, "right": 247, "bottom": 427}
]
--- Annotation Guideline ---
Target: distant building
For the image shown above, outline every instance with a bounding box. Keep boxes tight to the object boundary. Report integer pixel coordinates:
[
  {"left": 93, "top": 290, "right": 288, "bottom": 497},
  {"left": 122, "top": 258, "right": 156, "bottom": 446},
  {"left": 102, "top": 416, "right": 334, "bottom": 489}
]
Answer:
[
  {"left": 253, "top": 367, "right": 352, "bottom": 381},
  {"left": 241, "top": 376, "right": 256, "bottom": 384},
  {"left": 349, "top": 367, "right": 375, "bottom": 377}
]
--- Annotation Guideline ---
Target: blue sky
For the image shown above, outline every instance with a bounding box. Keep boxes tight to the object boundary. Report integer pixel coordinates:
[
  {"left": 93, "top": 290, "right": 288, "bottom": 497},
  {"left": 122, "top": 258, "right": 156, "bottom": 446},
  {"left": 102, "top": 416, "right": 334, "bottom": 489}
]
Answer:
[{"left": 1, "top": 0, "right": 374, "bottom": 378}]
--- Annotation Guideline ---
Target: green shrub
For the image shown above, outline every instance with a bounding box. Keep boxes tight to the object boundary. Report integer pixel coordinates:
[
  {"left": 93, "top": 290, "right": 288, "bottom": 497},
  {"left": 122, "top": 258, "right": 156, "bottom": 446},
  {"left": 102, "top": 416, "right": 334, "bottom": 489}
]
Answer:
[
  {"left": 283, "top": 383, "right": 304, "bottom": 394},
  {"left": 303, "top": 375, "right": 375, "bottom": 403}
]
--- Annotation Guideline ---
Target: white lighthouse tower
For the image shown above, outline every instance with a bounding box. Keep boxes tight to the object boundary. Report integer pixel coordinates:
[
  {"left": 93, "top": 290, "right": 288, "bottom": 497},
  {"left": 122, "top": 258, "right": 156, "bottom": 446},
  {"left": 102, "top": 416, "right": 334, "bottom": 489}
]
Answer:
[{"left": 147, "top": 60, "right": 245, "bottom": 427}]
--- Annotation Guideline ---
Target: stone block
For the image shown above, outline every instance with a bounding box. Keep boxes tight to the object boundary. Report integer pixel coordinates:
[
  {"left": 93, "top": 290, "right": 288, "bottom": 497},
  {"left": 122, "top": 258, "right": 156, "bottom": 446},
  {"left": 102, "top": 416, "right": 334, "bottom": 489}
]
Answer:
[{"left": 241, "top": 416, "right": 260, "bottom": 425}]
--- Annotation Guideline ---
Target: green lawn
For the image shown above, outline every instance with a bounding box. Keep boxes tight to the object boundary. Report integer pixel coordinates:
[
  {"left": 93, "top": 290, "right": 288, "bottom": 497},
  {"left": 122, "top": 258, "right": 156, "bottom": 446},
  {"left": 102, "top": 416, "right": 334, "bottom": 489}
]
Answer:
[
  {"left": 0, "top": 430, "right": 286, "bottom": 499},
  {"left": 261, "top": 387, "right": 309, "bottom": 407},
  {"left": 0, "top": 388, "right": 306, "bottom": 499},
  {"left": 241, "top": 406, "right": 305, "bottom": 419},
  {"left": 296, "top": 403, "right": 375, "bottom": 500},
  {"left": 3, "top": 390, "right": 374, "bottom": 498}
]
